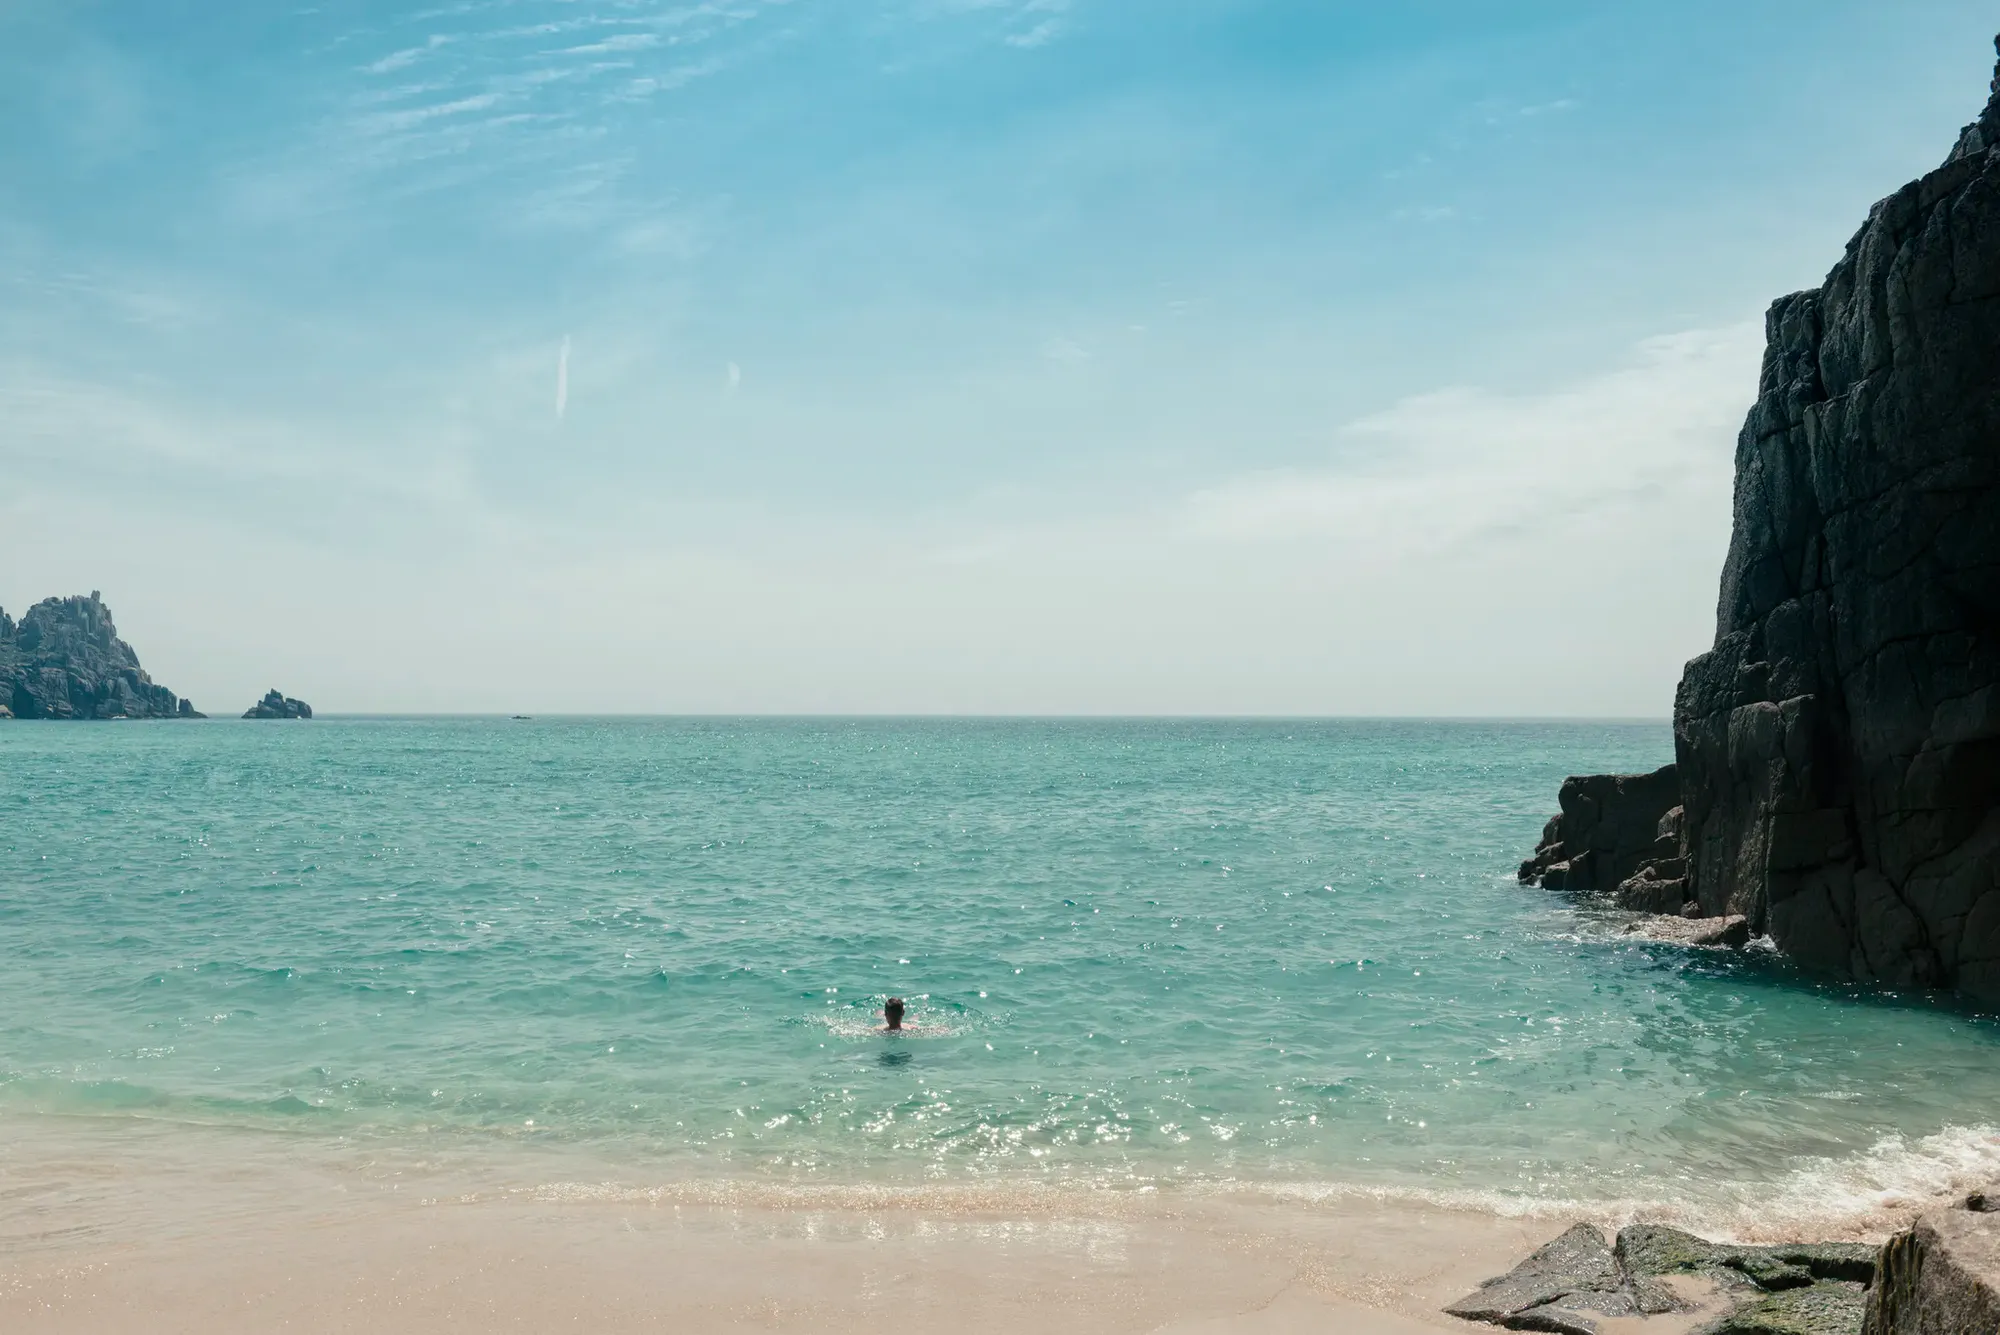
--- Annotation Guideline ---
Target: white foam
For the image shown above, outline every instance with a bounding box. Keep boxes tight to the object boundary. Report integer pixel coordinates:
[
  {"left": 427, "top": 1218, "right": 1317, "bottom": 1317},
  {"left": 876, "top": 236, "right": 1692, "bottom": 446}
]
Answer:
[
  {"left": 1249, "top": 1122, "right": 2000, "bottom": 1242},
  {"left": 1729, "top": 1122, "right": 2000, "bottom": 1237},
  {"left": 500, "top": 1122, "right": 2000, "bottom": 1244}
]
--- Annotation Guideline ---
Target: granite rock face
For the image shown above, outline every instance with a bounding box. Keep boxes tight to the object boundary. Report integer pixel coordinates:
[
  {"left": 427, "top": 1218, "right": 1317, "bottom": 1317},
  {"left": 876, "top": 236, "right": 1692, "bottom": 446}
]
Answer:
[
  {"left": 1523, "top": 36, "right": 2000, "bottom": 1004},
  {"left": 243, "top": 689, "right": 312, "bottom": 720},
  {"left": 0, "top": 593, "right": 201, "bottom": 720},
  {"left": 1670, "top": 36, "right": 2000, "bottom": 1004},
  {"left": 1518, "top": 765, "right": 1684, "bottom": 902},
  {"left": 1862, "top": 1204, "right": 2000, "bottom": 1335}
]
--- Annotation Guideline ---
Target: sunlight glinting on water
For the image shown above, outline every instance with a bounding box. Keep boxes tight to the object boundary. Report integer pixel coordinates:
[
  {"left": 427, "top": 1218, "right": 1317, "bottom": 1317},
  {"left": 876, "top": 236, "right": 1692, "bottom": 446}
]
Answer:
[{"left": 3, "top": 718, "right": 1997, "bottom": 1220}]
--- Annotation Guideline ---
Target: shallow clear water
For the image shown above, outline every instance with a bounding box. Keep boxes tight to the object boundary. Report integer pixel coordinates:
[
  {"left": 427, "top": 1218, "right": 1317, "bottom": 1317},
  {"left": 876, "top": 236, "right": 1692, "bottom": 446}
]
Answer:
[{"left": 3, "top": 718, "right": 1996, "bottom": 1214}]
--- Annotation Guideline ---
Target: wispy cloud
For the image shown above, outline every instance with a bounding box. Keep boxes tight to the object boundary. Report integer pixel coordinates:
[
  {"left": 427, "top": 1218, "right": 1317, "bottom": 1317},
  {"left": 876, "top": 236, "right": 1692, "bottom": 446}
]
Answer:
[
  {"left": 0, "top": 360, "right": 487, "bottom": 527},
  {"left": 1042, "top": 335, "right": 1089, "bottom": 364},
  {"left": 363, "top": 34, "right": 458, "bottom": 75},
  {"left": 909, "top": 0, "right": 1076, "bottom": 49},
  {"left": 1006, "top": 18, "right": 1062, "bottom": 49},
  {"left": 261, "top": 1, "right": 784, "bottom": 212},
  {"left": 0, "top": 314, "right": 1761, "bottom": 715},
  {"left": 355, "top": 89, "right": 506, "bottom": 134},
  {"left": 1180, "top": 322, "right": 1760, "bottom": 553},
  {"left": 615, "top": 58, "right": 724, "bottom": 101},
  {"left": 0, "top": 267, "right": 208, "bottom": 334},
  {"left": 562, "top": 33, "right": 662, "bottom": 56}
]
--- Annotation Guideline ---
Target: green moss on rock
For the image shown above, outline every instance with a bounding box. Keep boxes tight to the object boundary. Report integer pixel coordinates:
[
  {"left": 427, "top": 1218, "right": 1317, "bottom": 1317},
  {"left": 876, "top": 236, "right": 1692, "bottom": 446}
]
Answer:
[{"left": 1705, "top": 1281, "right": 1868, "bottom": 1335}]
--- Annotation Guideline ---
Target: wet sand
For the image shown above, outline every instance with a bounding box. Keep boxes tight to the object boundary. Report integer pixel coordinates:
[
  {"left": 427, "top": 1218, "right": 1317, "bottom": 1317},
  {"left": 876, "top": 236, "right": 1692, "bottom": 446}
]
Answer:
[{"left": 0, "top": 1118, "right": 1789, "bottom": 1333}]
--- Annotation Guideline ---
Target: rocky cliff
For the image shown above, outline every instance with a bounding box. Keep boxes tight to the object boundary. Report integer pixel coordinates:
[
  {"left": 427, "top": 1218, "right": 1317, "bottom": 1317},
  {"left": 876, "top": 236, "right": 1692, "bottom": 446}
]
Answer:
[
  {"left": 1524, "top": 36, "right": 2000, "bottom": 1006},
  {"left": 0, "top": 593, "right": 201, "bottom": 720},
  {"left": 1672, "top": 37, "right": 2000, "bottom": 1002}
]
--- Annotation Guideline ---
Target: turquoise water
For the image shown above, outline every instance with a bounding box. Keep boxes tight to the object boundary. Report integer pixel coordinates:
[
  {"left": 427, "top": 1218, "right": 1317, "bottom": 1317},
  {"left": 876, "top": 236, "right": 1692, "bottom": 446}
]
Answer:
[{"left": 4, "top": 718, "right": 1998, "bottom": 1214}]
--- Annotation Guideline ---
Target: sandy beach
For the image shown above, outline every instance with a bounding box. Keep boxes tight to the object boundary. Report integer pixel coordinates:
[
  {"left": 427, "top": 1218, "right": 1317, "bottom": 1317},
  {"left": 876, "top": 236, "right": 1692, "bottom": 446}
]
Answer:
[
  {"left": 0, "top": 1115, "right": 1653, "bottom": 1335},
  {"left": 3, "top": 1196, "right": 1539, "bottom": 1334},
  {"left": 10, "top": 1110, "right": 1954, "bottom": 1335}
]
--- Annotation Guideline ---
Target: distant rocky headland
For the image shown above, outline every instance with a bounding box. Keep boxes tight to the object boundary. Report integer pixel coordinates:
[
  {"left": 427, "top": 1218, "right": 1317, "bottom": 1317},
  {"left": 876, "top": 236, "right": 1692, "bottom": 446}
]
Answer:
[
  {"left": 0, "top": 592, "right": 201, "bottom": 720},
  {"left": 244, "top": 690, "right": 312, "bottom": 720},
  {"left": 1522, "top": 37, "right": 2000, "bottom": 1007}
]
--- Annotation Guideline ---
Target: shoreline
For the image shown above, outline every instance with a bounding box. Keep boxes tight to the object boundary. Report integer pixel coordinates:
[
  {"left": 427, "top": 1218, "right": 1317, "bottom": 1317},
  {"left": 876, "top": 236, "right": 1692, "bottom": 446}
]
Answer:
[
  {"left": 7, "top": 1107, "right": 1997, "bottom": 1233},
  {"left": 4, "top": 1115, "right": 1996, "bottom": 1333}
]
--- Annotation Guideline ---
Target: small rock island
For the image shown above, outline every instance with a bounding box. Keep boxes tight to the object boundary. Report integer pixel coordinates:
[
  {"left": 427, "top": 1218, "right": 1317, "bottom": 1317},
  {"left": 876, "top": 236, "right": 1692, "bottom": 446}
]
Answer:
[
  {"left": 0, "top": 592, "right": 201, "bottom": 720},
  {"left": 243, "top": 690, "right": 312, "bottom": 720}
]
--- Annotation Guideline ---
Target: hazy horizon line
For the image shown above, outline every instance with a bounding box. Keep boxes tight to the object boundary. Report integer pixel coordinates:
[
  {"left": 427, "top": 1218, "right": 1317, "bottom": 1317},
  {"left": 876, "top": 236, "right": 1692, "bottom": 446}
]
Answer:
[{"left": 25, "top": 712, "right": 1678, "bottom": 724}]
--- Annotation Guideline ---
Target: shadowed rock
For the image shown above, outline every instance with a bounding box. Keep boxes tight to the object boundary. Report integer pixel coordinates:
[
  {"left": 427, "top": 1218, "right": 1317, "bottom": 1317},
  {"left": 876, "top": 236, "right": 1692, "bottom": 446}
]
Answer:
[
  {"left": 1672, "top": 33, "right": 2000, "bottom": 999},
  {"left": 1670, "top": 34, "right": 2000, "bottom": 1005},
  {"left": 1518, "top": 766, "right": 1683, "bottom": 900},
  {"left": 1521, "top": 32, "right": 2000, "bottom": 1004},
  {"left": 0, "top": 592, "right": 201, "bottom": 720}
]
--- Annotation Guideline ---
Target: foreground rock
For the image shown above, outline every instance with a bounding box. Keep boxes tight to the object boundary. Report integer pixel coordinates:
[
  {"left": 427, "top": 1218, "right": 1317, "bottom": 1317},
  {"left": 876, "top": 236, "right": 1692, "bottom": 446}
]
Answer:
[
  {"left": 1524, "top": 34, "right": 2000, "bottom": 1005},
  {"left": 0, "top": 593, "right": 201, "bottom": 720},
  {"left": 1448, "top": 1222, "right": 1875, "bottom": 1335},
  {"left": 1445, "top": 1223, "right": 1639, "bottom": 1333},
  {"left": 1863, "top": 1203, "right": 2000, "bottom": 1334},
  {"left": 243, "top": 689, "right": 312, "bottom": 720}
]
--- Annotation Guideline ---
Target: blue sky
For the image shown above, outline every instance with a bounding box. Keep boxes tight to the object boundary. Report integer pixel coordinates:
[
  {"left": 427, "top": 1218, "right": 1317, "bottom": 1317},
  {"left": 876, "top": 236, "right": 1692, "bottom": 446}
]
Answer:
[{"left": 2, "top": 2, "right": 1994, "bottom": 713}]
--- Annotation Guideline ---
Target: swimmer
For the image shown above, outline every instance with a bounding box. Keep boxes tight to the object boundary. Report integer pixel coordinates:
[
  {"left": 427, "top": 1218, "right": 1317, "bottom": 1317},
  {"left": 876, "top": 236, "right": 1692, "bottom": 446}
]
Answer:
[{"left": 882, "top": 997, "right": 905, "bottom": 1032}]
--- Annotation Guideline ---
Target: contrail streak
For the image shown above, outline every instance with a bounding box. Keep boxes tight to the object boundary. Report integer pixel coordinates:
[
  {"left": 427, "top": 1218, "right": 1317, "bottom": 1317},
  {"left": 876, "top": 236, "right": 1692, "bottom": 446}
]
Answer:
[{"left": 556, "top": 335, "right": 571, "bottom": 419}]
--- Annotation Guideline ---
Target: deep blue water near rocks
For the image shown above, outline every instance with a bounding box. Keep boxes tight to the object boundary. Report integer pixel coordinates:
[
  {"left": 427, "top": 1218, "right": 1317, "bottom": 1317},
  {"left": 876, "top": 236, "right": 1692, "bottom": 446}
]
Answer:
[{"left": 2, "top": 718, "right": 1996, "bottom": 1218}]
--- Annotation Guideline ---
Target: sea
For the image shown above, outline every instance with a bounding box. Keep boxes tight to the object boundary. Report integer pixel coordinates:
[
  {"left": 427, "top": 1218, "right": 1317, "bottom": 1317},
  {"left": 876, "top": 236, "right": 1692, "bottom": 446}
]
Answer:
[{"left": 3, "top": 717, "right": 1997, "bottom": 1230}]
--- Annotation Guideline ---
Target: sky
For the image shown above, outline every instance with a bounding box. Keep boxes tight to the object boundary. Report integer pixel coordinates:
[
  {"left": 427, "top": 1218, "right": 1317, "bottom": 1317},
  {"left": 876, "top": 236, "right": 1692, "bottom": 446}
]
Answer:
[{"left": 1, "top": 1, "right": 1995, "bottom": 715}]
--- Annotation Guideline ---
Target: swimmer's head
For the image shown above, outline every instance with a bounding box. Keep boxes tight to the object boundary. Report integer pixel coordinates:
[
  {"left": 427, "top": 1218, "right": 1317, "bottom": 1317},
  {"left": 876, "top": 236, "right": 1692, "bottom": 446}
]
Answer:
[{"left": 884, "top": 997, "right": 905, "bottom": 1030}]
